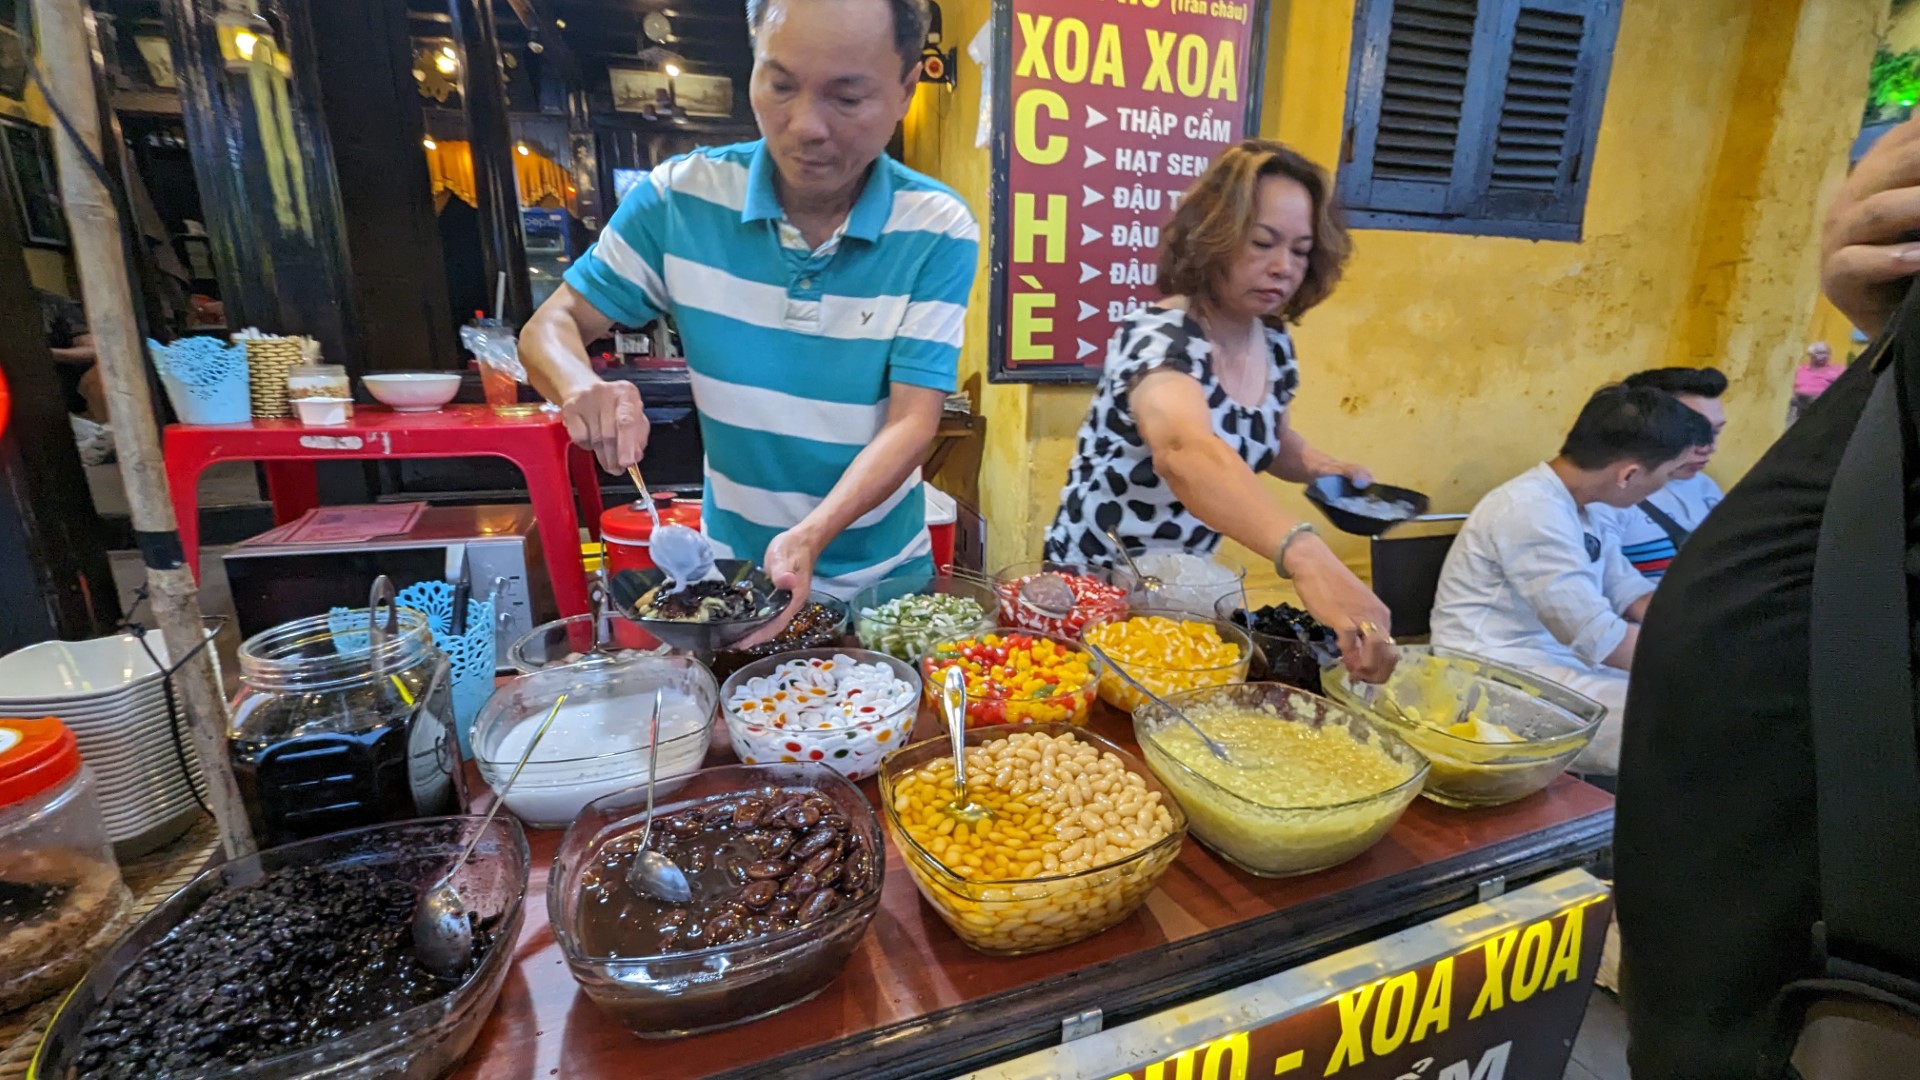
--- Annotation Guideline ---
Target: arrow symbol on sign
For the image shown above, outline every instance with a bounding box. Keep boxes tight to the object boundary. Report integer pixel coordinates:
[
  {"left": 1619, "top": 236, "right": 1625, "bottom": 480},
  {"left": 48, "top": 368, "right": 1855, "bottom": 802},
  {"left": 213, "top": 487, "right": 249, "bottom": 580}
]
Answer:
[
  {"left": 1077, "top": 338, "right": 1097, "bottom": 360},
  {"left": 1079, "top": 262, "right": 1101, "bottom": 284},
  {"left": 1078, "top": 300, "right": 1100, "bottom": 321},
  {"left": 1082, "top": 223, "right": 1102, "bottom": 245},
  {"left": 1082, "top": 185, "right": 1104, "bottom": 207},
  {"left": 1084, "top": 145, "right": 1108, "bottom": 168},
  {"left": 1086, "top": 105, "right": 1107, "bottom": 129}
]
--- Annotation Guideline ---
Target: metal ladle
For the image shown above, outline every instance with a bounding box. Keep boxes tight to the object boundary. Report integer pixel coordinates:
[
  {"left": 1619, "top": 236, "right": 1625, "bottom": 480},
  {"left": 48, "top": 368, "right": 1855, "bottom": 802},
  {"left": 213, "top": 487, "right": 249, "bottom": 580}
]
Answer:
[
  {"left": 628, "top": 466, "right": 718, "bottom": 591},
  {"left": 1103, "top": 530, "right": 1164, "bottom": 595},
  {"left": 1454, "top": 683, "right": 1485, "bottom": 728},
  {"left": 1082, "top": 641, "right": 1237, "bottom": 765},
  {"left": 939, "top": 667, "right": 993, "bottom": 825},
  {"left": 624, "top": 687, "right": 694, "bottom": 902},
  {"left": 944, "top": 567, "right": 1074, "bottom": 623},
  {"left": 1018, "top": 572, "right": 1076, "bottom": 620},
  {"left": 413, "top": 691, "right": 568, "bottom": 979}
]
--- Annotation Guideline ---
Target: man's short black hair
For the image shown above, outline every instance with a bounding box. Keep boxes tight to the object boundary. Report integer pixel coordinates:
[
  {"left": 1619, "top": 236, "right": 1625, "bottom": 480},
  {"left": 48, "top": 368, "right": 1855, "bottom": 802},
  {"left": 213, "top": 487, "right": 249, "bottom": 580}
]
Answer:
[
  {"left": 745, "top": 0, "right": 930, "bottom": 79},
  {"left": 1623, "top": 366, "right": 1729, "bottom": 400},
  {"left": 1560, "top": 384, "right": 1714, "bottom": 471}
]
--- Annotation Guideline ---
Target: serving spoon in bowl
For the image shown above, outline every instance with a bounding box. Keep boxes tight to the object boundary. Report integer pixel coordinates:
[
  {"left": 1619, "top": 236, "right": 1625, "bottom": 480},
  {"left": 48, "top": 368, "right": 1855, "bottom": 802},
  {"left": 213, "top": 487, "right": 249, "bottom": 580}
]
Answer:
[{"left": 413, "top": 692, "right": 567, "bottom": 978}]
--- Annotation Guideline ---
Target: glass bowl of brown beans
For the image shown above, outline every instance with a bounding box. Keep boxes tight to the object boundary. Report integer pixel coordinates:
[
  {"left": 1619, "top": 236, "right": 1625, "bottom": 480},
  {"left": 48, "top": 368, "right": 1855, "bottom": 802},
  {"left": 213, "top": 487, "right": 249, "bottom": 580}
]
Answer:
[
  {"left": 550, "top": 763, "right": 884, "bottom": 1037},
  {"left": 878, "top": 723, "right": 1187, "bottom": 956}
]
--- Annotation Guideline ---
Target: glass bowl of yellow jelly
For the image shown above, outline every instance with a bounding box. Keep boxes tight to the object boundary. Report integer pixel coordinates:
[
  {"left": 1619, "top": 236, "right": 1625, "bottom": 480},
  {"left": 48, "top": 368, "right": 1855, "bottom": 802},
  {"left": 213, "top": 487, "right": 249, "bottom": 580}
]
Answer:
[
  {"left": 1132, "top": 683, "right": 1428, "bottom": 877},
  {"left": 1323, "top": 646, "right": 1607, "bottom": 808}
]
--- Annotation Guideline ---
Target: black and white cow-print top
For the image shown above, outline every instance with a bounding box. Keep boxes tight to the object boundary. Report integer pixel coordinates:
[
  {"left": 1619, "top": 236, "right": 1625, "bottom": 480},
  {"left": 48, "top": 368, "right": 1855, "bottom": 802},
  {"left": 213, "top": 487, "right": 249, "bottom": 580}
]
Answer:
[{"left": 1044, "top": 305, "right": 1300, "bottom": 565}]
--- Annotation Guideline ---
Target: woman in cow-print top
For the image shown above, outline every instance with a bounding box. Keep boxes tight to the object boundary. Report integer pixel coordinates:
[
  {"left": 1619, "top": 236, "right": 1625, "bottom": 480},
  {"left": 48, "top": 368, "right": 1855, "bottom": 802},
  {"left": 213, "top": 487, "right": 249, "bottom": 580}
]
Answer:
[{"left": 1043, "top": 140, "right": 1397, "bottom": 682}]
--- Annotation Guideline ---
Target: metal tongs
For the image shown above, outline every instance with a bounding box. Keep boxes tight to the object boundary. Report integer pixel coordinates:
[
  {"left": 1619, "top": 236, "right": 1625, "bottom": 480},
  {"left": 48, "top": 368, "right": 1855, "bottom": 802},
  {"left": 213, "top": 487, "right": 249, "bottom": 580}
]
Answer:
[{"left": 367, "top": 575, "right": 399, "bottom": 674}]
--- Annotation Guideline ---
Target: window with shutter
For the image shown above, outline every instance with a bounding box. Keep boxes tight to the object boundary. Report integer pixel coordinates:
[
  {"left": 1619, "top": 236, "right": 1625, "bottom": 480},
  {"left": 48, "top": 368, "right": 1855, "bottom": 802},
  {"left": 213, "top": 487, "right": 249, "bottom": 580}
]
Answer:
[
  {"left": 1337, "top": 0, "right": 1621, "bottom": 241},
  {"left": 1373, "top": 0, "right": 1476, "bottom": 185}
]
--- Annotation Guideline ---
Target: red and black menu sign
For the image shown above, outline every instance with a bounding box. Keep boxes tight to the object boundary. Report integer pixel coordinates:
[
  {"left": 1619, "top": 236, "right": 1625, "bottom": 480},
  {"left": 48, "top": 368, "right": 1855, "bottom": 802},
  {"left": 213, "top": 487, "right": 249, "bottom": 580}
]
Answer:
[{"left": 988, "top": 0, "right": 1271, "bottom": 383}]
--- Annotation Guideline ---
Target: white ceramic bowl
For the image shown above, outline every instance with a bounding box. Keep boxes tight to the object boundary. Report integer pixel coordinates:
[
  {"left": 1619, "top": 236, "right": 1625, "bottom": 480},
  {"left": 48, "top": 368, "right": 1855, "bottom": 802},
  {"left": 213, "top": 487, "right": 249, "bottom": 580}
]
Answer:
[
  {"left": 0, "top": 630, "right": 212, "bottom": 704},
  {"left": 293, "top": 396, "right": 352, "bottom": 426},
  {"left": 0, "top": 688, "right": 168, "bottom": 718},
  {"left": 362, "top": 373, "right": 463, "bottom": 412}
]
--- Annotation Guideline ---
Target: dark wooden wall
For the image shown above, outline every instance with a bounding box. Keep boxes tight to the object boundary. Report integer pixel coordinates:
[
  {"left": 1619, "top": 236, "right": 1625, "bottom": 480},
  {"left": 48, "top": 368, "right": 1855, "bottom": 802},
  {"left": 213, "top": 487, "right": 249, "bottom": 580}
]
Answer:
[
  {"left": 0, "top": 183, "right": 122, "bottom": 649},
  {"left": 309, "top": 0, "right": 460, "bottom": 372}
]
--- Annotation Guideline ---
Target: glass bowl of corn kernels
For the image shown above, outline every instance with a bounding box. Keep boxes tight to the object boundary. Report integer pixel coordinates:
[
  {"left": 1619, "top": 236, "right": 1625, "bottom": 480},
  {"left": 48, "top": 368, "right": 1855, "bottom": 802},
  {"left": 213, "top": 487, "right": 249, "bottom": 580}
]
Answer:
[
  {"left": 1082, "top": 609, "right": 1253, "bottom": 712},
  {"left": 877, "top": 723, "right": 1187, "bottom": 955}
]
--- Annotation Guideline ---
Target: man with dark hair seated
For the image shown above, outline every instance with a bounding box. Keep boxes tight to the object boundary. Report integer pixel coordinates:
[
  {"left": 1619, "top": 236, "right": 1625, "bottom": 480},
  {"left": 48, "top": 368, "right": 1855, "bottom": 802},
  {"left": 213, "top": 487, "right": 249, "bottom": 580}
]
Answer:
[
  {"left": 1430, "top": 385, "right": 1712, "bottom": 779},
  {"left": 1592, "top": 366, "right": 1729, "bottom": 581}
]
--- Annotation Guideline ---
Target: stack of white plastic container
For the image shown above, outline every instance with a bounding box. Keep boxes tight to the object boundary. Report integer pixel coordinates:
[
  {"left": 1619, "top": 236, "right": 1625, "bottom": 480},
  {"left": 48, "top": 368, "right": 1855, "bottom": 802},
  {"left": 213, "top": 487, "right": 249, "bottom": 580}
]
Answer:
[{"left": 0, "top": 631, "right": 211, "bottom": 856}]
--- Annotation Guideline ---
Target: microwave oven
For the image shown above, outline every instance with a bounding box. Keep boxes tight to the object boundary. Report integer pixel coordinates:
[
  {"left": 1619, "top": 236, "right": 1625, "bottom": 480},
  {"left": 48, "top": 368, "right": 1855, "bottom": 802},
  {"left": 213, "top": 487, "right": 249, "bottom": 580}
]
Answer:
[{"left": 222, "top": 504, "right": 559, "bottom": 670}]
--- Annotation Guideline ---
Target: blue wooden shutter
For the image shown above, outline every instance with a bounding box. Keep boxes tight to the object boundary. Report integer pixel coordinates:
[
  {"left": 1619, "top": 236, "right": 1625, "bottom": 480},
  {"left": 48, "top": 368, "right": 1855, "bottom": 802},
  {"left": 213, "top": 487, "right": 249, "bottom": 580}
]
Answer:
[
  {"left": 1466, "top": 0, "right": 1621, "bottom": 234},
  {"left": 1341, "top": 0, "right": 1499, "bottom": 216}
]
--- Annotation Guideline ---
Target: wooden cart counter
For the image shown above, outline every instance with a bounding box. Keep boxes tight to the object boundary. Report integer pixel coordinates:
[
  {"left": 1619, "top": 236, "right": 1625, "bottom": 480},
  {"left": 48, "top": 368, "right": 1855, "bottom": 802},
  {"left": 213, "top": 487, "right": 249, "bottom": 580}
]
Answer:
[{"left": 454, "top": 709, "right": 1612, "bottom": 1080}]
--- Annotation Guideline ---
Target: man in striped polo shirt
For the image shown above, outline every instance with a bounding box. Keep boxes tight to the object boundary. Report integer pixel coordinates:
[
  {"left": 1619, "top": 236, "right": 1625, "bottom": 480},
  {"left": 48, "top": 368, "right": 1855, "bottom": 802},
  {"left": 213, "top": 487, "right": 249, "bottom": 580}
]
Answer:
[{"left": 520, "top": 0, "right": 976, "bottom": 627}]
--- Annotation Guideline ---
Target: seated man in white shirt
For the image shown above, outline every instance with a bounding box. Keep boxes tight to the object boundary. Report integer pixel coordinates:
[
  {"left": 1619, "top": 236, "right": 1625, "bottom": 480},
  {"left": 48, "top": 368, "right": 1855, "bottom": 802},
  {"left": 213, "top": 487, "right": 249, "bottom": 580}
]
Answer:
[
  {"left": 1591, "top": 367, "right": 1728, "bottom": 581},
  {"left": 1430, "top": 384, "right": 1713, "bottom": 778}
]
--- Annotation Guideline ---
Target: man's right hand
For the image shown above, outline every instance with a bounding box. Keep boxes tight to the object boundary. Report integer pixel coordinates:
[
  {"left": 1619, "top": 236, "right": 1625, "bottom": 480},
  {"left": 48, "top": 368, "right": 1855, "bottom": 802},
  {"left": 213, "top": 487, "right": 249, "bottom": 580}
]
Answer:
[
  {"left": 560, "top": 379, "right": 650, "bottom": 474},
  {"left": 1822, "top": 117, "right": 1920, "bottom": 337}
]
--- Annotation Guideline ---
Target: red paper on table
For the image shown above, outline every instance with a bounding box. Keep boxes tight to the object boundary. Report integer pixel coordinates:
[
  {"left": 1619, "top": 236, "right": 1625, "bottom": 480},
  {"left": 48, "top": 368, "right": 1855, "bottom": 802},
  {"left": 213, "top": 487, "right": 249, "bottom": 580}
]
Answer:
[{"left": 276, "top": 503, "right": 426, "bottom": 545}]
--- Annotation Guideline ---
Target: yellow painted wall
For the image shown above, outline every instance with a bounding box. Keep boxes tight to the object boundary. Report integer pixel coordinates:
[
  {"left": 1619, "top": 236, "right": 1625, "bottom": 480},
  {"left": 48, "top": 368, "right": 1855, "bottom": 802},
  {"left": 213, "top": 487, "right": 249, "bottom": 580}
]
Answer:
[
  {"left": 911, "top": 0, "right": 1882, "bottom": 584},
  {"left": 1888, "top": 0, "right": 1920, "bottom": 53}
]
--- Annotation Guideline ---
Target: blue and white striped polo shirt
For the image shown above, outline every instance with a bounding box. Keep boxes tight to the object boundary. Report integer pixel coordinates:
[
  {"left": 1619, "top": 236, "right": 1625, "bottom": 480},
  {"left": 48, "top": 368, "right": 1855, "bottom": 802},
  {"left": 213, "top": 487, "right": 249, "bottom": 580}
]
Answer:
[{"left": 564, "top": 140, "right": 979, "bottom": 597}]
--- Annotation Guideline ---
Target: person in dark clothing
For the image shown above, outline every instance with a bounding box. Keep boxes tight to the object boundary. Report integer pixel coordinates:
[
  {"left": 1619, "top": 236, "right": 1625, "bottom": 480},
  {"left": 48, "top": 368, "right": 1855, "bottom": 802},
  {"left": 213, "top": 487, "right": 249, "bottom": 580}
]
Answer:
[
  {"left": 436, "top": 195, "right": 489, "bottom": 336},
  {"left": 1614, "top": 116, "right": 1920, "bottom": 1078},
  {"left": 35, "top": 287, "right": 98, "bottom": 418}
]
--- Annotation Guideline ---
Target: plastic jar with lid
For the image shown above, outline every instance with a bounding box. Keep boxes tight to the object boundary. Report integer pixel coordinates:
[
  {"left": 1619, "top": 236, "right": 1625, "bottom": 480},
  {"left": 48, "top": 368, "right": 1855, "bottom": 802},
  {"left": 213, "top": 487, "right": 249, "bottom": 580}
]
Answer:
[
  {"left": 0, "top": 716, "right": 135, "bottom": 1011},
  {"left": 229, "top": 607, "right": 463, "bottom": 848},
  {"left": 285, "top": 363, "right": 351, "bottom": 401}
]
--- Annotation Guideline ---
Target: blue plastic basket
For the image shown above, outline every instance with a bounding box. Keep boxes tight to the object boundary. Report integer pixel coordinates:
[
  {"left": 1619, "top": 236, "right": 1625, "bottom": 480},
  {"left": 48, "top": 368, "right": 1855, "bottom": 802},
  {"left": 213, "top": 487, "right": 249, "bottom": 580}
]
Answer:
[
  {"left": 149, "top": 337, "right": 251, "bottom": 425},
  {"left": 329, "top": 581, "right": 495, "bottom": 758}
]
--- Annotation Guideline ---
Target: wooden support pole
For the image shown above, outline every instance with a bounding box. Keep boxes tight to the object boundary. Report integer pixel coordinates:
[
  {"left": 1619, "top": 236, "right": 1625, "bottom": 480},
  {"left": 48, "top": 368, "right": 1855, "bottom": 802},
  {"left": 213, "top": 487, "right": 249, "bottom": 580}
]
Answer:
[{"left": 32, "top": 0, "right": 257, "bottom": 858}]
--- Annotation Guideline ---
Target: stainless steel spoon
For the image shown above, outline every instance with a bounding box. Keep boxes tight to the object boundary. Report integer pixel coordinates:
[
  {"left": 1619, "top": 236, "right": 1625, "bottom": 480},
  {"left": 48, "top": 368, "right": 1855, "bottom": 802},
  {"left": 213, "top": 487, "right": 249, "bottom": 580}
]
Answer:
[
  {"left": 939, "top": 666, "right": 993, "bottom": 825},
  {"left": 624, "top": 687, "right": 694, "bottom": 902},
  {"left": 1018, "top": 572, "right": 1076, "bottom": 620},
  {"left": 412, "top": 691, "right": 568, "bottom": 979},
  {"left": 1103, "top": 530, "right": 1164, "bottom": 594},
  {"left": 629, "top": 465, "right": 718, "bottom": 590},
  {"left": 1082, "top": 641, "right": 1237, "bottom": 765}
]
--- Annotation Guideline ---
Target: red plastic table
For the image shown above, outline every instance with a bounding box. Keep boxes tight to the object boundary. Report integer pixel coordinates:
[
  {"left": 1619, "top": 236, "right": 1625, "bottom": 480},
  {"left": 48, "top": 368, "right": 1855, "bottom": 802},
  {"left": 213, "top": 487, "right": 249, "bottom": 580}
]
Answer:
[{"left": 162, "top": 405, "right": 604, "bottom": 617}]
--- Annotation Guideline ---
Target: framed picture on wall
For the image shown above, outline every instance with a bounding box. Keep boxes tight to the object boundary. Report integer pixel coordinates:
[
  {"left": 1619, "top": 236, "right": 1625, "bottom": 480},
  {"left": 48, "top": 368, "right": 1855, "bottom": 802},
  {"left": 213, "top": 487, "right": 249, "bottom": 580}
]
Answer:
[
  {"left": 610, "top": 68, "right": 672, "bottom": 113},
  {"left": 673, "top": 73, "right": 735, "bottom": 118},
  {"left": 0, "top": 118, "right": 68, "bottom": 248}
]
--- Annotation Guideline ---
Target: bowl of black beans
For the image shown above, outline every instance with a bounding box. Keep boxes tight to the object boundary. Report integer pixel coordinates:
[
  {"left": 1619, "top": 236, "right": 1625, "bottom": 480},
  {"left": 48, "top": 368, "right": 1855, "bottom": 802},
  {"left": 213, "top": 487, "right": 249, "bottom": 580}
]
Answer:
[
  {"left": 30, "top": 816, "right": 528, "bottom": 1080},
  {"left": 708, "top": 594, "right": 852, "bottom": 681},
  {"left": 551, "top": 762, "right": 884, "bottom": 1038},
  {"left": 1219, "top": 588, "right": 1344, "bottom": 695}
]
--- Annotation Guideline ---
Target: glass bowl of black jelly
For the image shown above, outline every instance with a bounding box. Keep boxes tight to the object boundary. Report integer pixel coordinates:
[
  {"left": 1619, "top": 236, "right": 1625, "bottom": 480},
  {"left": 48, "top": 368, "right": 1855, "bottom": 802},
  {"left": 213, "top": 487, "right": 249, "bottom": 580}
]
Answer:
[
  {"left": 29, "top": 816, "right": 529, "bottom": 1080},
  {"left": 1218, "top": 587, "right": 1344, "bottom": 695}
]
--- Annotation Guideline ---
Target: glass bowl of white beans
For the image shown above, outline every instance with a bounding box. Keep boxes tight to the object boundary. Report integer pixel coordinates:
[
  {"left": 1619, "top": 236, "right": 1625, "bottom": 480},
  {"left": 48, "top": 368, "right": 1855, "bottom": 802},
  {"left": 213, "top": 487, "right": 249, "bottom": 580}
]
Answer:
[
  {"left": 877, "top": 723, "right": 1186, "bottom": 956},
  {"left": 1134, "top": 682, "right": 1428, "bottom": 877}
]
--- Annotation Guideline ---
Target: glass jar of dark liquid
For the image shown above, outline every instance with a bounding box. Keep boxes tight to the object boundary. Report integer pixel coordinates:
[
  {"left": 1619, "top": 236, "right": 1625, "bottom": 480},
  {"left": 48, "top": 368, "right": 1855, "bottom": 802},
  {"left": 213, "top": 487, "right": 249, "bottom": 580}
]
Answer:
[{"left": 229, "top": 608, "right": 463, "bottom": 847}]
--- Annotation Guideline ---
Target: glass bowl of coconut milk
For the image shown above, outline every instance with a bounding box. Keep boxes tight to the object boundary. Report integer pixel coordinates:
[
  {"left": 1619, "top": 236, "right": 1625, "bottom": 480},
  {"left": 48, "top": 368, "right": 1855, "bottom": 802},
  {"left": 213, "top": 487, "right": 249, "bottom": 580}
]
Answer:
[{"left": 472, "top": 656, "right": 717, "bottom": 829}]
